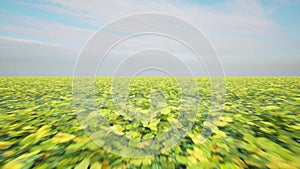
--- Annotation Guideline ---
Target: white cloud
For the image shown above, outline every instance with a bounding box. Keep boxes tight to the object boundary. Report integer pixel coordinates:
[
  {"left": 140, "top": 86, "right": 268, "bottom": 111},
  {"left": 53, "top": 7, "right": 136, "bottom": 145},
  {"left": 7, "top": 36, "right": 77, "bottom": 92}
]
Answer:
[
  {"left": 0, "top": 17, "right": 95, "bottom": 48},
  {"left": 0, "top": 36, "right": 62, "bottom": 47},
  {"left": 0, "top": 0, "right": 298, "bottom": 75},
  {"left": 16, "top": 0, "right": 278, "bottom": 56},
  {"left": 0, "top": 37, "right": 77, "bottom": 75}
]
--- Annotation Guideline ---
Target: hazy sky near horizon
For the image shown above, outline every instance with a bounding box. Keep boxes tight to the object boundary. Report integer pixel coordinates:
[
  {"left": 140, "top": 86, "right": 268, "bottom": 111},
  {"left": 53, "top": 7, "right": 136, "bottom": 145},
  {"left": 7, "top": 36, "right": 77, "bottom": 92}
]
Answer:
[{"left": 0, "top": 0, "right": 299, "bottom": 76}]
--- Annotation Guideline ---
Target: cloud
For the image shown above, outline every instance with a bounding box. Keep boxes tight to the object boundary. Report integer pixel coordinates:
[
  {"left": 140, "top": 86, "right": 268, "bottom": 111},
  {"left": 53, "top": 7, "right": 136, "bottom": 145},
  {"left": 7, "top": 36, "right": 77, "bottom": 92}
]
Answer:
[
  {"left": 0, "top": 36, "right": 62, "bottom": 48},
  {"left": 0, "top": 37, "right": 77, "bottom": 75},
  {"left": 0, "top": 17, "right": 95, "bottom": 48},
  {"left": 0, "top": 0, "right": 299, "bottom": 75},
  {"left": 19, "top": 0, "right": 278, "bottom": 56}
]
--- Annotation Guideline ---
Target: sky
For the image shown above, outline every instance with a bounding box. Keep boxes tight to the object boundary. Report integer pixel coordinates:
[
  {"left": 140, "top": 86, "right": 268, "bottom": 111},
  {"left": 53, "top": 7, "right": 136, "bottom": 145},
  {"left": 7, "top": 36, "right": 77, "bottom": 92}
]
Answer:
[{"left": 0, "top": 0, "right": 299, "bottom": 76}]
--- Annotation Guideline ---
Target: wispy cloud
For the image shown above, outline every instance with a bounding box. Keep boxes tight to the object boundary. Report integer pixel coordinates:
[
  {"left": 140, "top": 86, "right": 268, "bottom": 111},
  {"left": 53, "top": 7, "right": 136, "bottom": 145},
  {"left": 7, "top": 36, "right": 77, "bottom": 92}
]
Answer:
[
  {"left": 0, "top": 16, "right": 95, "bottom": 48},
  {"left": 11, "top": 0, "right": 279, "bottom": 55},
  {"left": 0, "top": 36, "right": 63, "bottom": 48},
  {"left": 0, "top": 0, "right": 299, "bottom": 75},
  {"left": 0, "top": 36, "right": 77, "bottom": 76}
]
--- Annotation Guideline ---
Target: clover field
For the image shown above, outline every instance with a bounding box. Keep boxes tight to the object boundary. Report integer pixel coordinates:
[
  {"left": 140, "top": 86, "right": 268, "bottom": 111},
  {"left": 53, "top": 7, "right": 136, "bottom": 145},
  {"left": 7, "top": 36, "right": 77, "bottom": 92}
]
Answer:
[{"left": 0, "top": 77, "right": 299, "bottom": 169}]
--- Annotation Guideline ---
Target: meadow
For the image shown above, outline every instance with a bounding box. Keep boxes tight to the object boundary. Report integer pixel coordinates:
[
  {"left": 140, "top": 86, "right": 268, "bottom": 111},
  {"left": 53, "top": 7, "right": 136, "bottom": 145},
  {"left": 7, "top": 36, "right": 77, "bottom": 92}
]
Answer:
[{"left": 0, "top": 77, "right": 299, "bottom": 169}]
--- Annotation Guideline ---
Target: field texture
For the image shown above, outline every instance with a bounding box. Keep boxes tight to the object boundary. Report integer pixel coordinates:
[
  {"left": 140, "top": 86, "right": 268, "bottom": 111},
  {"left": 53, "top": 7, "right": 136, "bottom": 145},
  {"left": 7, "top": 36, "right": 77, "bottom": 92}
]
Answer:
[{"left": 0, "top": 77, "right": 299, "bottom": 169}]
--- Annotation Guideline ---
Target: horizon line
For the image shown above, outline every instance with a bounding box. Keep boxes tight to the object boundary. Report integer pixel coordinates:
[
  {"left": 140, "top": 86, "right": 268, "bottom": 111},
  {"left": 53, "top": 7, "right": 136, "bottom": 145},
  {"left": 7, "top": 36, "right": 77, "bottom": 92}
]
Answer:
[{"left": 0, "top": 75, "right": 299, "bottom": 77}]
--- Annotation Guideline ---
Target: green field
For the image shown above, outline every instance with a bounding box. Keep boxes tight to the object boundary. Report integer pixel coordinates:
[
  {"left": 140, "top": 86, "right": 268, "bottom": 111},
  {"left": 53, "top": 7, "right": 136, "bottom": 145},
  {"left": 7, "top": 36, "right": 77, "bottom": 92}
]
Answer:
[{"left": 0, "top": 77, "right": 299, "bottom": 169}]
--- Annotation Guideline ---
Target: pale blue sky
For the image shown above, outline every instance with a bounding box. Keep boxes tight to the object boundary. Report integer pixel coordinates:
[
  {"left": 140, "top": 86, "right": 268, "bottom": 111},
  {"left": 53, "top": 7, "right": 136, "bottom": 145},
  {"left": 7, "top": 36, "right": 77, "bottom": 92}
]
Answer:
[{"left": 0, "top": 0, "right": 299, "bottom": 76}]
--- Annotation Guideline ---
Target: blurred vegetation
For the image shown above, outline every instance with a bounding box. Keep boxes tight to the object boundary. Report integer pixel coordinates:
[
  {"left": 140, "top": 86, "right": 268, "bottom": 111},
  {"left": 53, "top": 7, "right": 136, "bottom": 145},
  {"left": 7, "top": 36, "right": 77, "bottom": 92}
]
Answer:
[{"left": 0, "top": 77, "right": 299, "bottom": 169}]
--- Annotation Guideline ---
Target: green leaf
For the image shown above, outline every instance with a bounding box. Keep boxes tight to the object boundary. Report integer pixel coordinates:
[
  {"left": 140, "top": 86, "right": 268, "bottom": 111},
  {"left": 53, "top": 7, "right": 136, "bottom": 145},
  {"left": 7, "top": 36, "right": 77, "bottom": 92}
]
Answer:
[
  {"left": 90, "top": 162, "right": 102, "bottom": 169},
  {"left": 75, "top": 158, "right": 90, "bottom": 169},
  {"left": 3, "top": 160, "right": 25, "bottom": 169},
  {"left": 261, "top": 106, "right": 280, "bottom": 110},
  {"left": 0, "top": 141, "right": 13, "bottom": 150},
  {"left": 110, "top": 125, "right": 124, "bottom": 135},
  {"left": 161, "top": 108, "right": 171, "bottom": 114},
  {"left": 51, "top": 133, "right": 76, "bottom": 143}
]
